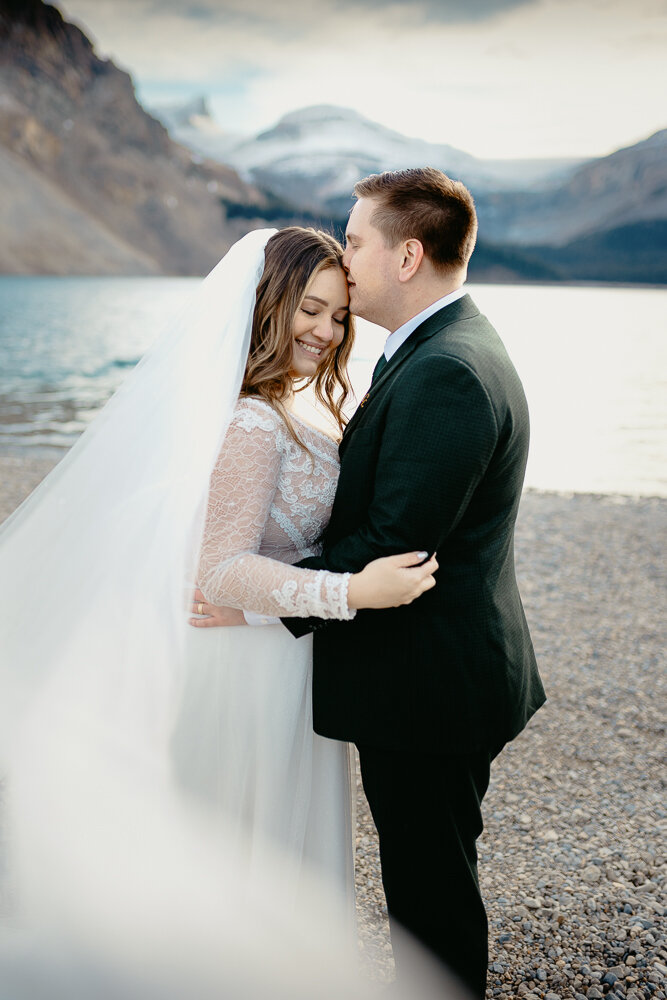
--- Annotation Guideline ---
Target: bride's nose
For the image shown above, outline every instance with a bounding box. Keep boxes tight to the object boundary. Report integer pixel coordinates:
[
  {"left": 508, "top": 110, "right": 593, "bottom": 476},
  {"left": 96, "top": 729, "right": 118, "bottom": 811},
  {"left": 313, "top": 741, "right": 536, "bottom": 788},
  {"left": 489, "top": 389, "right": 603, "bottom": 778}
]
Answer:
[{"left": 314, "top": 317, "right": 335, "bottom": 342}]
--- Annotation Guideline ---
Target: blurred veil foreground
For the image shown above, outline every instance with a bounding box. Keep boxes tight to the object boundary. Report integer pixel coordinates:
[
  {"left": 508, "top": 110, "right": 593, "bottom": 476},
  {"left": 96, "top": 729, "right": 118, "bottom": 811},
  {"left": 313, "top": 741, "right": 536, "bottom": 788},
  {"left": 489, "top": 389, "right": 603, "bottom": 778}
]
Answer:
[{"left": 0, "top": 709, "right": 464, "bottom": 1000}]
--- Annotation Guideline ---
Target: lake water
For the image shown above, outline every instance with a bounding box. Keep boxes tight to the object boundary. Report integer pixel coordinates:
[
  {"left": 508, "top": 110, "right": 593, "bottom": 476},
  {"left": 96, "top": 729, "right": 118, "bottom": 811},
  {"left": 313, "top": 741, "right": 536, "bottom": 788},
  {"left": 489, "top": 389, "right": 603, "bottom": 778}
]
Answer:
[{"left": 0, "top": 277, "right": 665, "bottom": 497}]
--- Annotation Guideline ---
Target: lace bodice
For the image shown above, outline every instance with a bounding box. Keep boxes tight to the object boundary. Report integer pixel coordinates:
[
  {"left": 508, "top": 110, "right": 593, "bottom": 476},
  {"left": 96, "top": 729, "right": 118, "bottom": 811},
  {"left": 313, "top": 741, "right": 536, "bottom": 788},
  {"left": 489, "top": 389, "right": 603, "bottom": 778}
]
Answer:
[{"left": 198, "top": 397, "right": 354, "bottom": 620}]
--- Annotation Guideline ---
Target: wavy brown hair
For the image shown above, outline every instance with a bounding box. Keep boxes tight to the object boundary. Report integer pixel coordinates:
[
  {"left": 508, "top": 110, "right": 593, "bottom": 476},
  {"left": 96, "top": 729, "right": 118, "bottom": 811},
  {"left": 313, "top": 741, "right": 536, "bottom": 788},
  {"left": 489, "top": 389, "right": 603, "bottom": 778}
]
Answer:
[{"left": 241, "top": 227, "right": 355, "bottom": 444}]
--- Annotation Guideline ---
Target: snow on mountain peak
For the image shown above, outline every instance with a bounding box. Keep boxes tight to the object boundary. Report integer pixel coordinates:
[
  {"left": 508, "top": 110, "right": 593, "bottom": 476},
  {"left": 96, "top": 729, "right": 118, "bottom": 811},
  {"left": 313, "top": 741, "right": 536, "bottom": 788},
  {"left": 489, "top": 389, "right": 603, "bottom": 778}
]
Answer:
[
  {"left": 278, "top": 105, "right": 366, "bottom": 127},
  {"left": 152, "top": 100, "right": 586, "bottom": 205}
]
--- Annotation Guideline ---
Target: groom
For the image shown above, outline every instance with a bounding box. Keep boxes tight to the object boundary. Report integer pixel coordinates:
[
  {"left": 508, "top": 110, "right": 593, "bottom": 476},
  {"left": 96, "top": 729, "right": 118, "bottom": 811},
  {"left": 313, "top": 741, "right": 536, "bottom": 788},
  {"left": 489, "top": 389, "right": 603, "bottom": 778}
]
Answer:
[{"left": 201, "top": 168, "right": 546, "bottom": 997}]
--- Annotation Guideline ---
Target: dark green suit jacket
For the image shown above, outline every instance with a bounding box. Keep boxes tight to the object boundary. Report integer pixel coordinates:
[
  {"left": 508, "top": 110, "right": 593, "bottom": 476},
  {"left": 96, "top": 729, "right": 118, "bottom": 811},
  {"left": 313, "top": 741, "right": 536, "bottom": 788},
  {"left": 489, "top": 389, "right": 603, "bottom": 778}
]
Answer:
[{"left": 285, "top": 294, "right": 545, "bottom": 754}]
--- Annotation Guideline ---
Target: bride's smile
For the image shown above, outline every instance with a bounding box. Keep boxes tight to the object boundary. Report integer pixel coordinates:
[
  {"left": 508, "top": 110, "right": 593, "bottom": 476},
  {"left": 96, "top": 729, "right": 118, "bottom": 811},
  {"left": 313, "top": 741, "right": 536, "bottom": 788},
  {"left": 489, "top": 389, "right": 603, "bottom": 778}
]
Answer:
[{"left": 290, "top": 266, "right": 349, "bottom": 377}]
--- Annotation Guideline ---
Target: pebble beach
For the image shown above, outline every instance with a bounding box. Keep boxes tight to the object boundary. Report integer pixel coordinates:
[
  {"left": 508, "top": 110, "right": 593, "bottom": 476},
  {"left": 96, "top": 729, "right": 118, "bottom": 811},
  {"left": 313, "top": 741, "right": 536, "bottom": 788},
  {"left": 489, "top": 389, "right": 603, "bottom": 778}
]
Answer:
[
  {"left": 356, "top": 489, "right": 666, "bottom": 999},
  {"left": 1, "top": 457, "right": 665, "bottom": 1000}
]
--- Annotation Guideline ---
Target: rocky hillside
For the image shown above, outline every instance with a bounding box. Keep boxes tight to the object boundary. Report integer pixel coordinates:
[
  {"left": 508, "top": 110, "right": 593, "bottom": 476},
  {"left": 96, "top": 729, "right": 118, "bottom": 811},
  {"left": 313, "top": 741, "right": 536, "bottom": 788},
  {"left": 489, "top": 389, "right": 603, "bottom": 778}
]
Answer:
[
  {"left": 478, "top": 129, "right": 667, "bottom": 247},
  {"left": 0, "top": 0, "right": 269, "bottom": 275}
]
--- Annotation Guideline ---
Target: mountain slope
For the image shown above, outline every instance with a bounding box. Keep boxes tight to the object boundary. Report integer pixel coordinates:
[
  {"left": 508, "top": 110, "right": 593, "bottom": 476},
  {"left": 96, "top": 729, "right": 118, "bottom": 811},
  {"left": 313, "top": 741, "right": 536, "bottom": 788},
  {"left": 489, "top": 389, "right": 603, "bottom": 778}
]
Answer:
[
  {"left": 477, "top": 129, "right": 667, "bottom": 247},
  {"left": 0, "top": 0, "right": 268, "bottom": 274},
  {"left": 527, "top": 220, "right": 667, "bottom": 284},
  {"left": 0, "top": 142, "right": 159, "bottom": 272}
]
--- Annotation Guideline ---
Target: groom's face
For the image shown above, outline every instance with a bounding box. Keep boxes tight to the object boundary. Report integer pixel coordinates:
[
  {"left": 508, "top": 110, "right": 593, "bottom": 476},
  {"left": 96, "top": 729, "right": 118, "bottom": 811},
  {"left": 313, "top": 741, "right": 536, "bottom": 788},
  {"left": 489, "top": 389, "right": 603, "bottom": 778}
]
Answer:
[{"left": 343, "top": 198, "right": 401, "bottom": 329}]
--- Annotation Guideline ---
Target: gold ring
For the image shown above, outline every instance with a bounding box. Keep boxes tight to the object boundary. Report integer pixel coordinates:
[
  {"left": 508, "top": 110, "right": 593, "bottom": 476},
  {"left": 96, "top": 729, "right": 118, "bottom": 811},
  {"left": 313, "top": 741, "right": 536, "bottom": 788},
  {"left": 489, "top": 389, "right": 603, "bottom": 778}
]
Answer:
[{"left": 197, "top": 602, "right": 204, "bottom": 615}]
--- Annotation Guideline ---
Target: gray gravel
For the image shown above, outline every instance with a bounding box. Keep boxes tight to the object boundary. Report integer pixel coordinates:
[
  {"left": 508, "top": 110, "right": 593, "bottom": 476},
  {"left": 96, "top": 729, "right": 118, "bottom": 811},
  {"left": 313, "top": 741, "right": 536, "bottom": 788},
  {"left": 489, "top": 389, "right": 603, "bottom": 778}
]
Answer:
[
  {"left": 2, "top": 460, "right": 665, "bottom": 999},
  {"left": 356, "top": 489, "right": 666, "bottom": 999}
]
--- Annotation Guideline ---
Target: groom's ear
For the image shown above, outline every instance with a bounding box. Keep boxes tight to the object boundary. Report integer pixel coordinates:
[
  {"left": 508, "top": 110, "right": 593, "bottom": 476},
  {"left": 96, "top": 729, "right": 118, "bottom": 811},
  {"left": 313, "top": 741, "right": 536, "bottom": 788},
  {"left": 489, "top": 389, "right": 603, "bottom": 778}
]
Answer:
[{"left": 397, "top": 239, "right": 424, "bottom": 283}]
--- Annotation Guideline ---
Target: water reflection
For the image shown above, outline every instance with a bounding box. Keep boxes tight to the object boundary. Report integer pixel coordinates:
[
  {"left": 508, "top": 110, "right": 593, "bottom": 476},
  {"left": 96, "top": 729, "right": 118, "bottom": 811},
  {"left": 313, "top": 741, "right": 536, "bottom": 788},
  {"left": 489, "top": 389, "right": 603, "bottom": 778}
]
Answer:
[{"left": 0, "top": 276, "right": 194, "bottom": 456}]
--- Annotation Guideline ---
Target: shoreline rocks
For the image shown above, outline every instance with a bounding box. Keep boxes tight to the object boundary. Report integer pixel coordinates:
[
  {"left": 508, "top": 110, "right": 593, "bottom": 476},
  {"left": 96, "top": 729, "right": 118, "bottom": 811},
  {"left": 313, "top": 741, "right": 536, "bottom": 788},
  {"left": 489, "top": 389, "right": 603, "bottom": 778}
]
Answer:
[{"left": 355, "top": 489, "right": 666, "bottom": 997}]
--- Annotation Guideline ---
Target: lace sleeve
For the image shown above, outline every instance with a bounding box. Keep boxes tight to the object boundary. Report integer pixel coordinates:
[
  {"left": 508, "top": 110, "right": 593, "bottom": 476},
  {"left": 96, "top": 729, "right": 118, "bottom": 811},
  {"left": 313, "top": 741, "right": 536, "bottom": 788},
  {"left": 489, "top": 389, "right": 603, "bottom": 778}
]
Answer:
[{"left": 197, "top": 406, "right": 354, "bottom": 620}]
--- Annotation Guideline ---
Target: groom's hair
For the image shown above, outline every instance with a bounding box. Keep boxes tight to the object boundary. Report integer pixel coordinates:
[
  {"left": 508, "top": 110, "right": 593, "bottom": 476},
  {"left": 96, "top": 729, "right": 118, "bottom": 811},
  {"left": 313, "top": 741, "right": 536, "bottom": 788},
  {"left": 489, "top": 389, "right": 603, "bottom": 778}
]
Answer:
[{"left": 353, "top": 167, "right": 478, "bottom": 273}]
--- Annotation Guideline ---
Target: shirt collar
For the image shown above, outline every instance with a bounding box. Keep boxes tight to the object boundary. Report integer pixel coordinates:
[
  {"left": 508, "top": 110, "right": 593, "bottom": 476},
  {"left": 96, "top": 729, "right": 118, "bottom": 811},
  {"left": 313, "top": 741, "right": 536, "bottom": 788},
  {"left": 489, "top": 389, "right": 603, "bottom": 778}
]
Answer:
[{"left": 383, "top": 286, "right": 467, "bottom": 362}]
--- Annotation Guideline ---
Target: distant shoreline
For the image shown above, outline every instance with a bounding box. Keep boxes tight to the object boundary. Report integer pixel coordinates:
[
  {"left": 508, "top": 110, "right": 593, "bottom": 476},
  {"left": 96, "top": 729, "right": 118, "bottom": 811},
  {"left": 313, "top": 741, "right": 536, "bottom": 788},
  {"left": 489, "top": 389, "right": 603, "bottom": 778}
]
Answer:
[
  {"left": 1, "top": 273, "right": 665, "bottom": 290},
  {"left": 2, "top": 454, "right": 666, "bottom": 530},
  {"left": 2, "top": 456, "right": 667, "bottom": 517}
]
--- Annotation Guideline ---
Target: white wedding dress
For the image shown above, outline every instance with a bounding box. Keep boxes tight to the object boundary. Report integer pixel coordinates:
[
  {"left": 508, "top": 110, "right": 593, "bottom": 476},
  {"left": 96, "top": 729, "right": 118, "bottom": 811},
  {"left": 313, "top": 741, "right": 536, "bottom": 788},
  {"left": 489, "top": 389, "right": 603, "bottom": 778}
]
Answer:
[{"left": 171, "top": 396, "right": 356, "bottom": 911}]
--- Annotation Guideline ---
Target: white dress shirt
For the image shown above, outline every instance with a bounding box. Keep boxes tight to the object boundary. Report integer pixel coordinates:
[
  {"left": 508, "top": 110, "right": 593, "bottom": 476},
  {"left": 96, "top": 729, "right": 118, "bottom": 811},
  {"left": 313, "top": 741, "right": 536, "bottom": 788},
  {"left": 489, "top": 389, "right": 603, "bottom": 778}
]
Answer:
[
  {"left": 243, "top": 286, "right": 467, "bottom": 627},
  {"left": 382, "top": 286, "right": 467, "bottom": 362}
]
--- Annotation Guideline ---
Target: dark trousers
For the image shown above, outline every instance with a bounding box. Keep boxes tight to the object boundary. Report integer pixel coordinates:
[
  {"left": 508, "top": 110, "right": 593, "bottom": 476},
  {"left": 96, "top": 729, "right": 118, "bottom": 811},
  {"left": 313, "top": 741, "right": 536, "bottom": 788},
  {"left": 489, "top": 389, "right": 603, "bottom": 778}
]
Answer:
[{"left": 357, "top": 743, "right": 495, "bottom": 999}]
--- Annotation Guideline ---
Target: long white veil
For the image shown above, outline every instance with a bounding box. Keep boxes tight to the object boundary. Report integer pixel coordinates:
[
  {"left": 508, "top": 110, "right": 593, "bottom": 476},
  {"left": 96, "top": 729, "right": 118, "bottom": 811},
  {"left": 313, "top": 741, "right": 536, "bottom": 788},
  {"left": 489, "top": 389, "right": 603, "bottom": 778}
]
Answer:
[
  {"left": 0, "top": 229, "right": 276, "bottom": 757},
  {"left": 0, "top": 229, "right": 461, "bottom": 998}
]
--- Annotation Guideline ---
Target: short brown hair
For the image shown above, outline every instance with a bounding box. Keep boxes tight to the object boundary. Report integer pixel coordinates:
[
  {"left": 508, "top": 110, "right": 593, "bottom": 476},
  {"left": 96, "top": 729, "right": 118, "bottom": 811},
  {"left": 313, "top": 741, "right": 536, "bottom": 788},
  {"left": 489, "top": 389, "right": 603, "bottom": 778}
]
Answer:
[
  {"left": 241, "top": 227, "right": 355, "bottom": 441},
  {"left": 353, "top": 167, "right": 478, "bottom": 272}
]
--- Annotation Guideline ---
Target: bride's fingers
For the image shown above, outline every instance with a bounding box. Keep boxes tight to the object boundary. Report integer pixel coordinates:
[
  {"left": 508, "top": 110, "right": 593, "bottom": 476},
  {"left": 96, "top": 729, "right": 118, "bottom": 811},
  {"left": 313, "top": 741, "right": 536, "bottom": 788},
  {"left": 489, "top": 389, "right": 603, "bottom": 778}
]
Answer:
[
  {"left": 421, "top": 554, "right": 438, "bottom": 571},
  {"left": 410, "top": 572, "right": 437, "bottom": 601},
  {"left": 188, "top": 615, "right": 214, "bottom": 627},
  {"left": 398, "top": 552, "right": 438, "bottom": 571},
  {"left": 406, "top": 556, "right": 437, "bottom": 580},
  {"left": 390, "top": 551, "right": 430, "bottom": 568}
]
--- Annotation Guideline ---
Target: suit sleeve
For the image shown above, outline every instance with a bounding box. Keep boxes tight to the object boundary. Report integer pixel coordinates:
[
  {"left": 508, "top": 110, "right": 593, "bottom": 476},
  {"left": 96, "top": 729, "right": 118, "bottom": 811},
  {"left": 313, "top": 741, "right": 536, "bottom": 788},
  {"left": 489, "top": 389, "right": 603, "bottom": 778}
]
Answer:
[{"left": 282, "top": 354, "right": 498, "bottom": 638}]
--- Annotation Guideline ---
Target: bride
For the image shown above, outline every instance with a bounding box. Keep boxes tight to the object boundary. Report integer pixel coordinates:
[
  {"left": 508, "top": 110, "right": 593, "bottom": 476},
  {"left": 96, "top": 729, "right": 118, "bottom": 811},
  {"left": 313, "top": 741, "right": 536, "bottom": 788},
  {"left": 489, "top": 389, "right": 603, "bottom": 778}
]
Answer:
[
  {"left": 170, "top": 226, "right": 436, "bottom": 904},
  {"left": 0, "top": 227, "right": 437, "bottom": 995}
]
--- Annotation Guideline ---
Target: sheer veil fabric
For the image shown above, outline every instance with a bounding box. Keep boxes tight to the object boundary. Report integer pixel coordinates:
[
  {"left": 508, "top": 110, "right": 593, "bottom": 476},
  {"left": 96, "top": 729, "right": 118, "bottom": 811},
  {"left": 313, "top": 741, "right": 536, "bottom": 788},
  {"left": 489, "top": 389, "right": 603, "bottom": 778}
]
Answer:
[
  {"left": 0, "top": 229, "right": 272, "bottom": 941},
  {"left": 0, "top": 229, "right": 277, "bottom": 760}
]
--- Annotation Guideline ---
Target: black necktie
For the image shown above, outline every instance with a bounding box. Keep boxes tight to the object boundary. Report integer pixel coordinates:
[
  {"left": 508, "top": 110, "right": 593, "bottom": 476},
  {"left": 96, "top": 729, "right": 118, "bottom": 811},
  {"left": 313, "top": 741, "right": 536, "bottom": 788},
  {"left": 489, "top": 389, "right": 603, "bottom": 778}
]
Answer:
[{"left": 371, "top": 353, "right": 388, "bottom": 385}]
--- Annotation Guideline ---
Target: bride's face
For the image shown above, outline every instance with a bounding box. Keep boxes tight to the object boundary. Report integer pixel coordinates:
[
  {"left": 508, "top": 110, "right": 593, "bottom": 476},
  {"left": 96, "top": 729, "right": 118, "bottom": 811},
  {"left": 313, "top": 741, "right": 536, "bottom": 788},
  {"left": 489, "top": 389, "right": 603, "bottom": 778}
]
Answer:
[{"left": 290, "top": 266, "right": 349, "bottom": 378}]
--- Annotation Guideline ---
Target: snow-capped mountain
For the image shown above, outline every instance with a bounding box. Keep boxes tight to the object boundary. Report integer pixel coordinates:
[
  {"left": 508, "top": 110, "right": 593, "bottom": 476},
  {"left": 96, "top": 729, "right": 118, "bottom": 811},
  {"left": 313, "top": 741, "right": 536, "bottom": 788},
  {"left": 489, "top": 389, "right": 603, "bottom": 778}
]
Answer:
[
  {"left": 228, "top": 105, "right": 487, "bottom": 195},
  {"left": 152, "top": 102, "right": 584, "bottom": 212},
  {"left": 148, "top": 99, "right": 667, "bottom": 283}
]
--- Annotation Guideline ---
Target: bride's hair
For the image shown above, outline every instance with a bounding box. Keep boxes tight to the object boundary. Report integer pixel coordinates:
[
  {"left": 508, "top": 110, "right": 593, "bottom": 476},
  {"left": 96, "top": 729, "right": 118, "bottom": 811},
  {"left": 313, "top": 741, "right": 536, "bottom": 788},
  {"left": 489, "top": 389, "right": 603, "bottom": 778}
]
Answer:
[{"left": 241, "top": 227, "right": 355, "bottom": 441}]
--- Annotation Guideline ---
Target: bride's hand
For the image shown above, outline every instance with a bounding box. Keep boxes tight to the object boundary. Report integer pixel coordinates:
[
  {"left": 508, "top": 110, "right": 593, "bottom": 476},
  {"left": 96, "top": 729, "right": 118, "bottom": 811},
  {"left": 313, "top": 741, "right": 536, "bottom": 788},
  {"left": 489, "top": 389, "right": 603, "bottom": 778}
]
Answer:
[
  {"left": 347, "top": 552, "right": 438, "bottom": 610},
  {"left": 188, "top": 588, "right": 247, "bottom": 628}
]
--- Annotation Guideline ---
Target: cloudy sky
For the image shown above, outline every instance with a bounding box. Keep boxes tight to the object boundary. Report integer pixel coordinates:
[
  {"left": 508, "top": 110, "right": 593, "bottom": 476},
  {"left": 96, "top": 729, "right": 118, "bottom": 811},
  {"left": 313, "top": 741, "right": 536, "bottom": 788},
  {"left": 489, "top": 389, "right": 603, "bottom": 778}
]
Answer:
[{"left": 57, "top": 0, "right": 666, "bottom": 160}]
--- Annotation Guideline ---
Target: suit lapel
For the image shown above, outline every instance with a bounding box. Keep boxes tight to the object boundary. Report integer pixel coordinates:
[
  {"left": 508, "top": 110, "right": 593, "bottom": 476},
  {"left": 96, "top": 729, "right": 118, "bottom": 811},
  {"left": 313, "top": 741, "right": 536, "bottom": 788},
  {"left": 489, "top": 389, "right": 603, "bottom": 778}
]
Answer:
[{"left": 341, "top": 294, "right": 479, "bottom": 448}]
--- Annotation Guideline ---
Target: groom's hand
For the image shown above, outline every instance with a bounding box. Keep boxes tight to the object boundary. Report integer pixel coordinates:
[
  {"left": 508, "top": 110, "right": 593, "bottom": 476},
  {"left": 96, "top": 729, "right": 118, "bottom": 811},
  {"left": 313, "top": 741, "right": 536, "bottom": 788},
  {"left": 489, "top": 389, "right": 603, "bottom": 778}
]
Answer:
[{"left": 189, "top": 588, "right": 247, "bottom": 628}]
